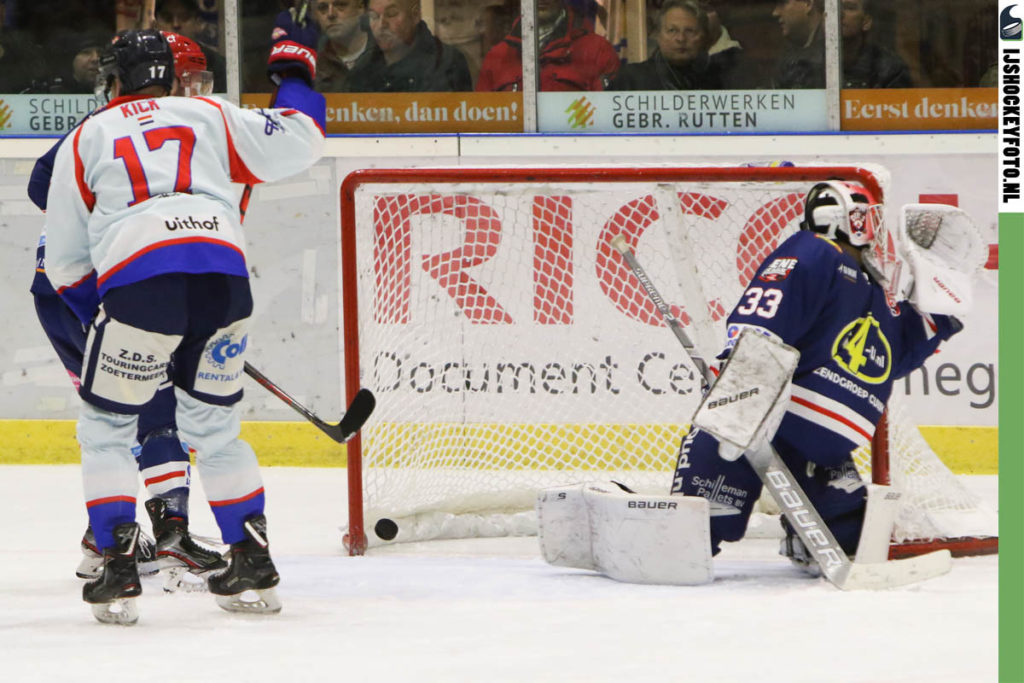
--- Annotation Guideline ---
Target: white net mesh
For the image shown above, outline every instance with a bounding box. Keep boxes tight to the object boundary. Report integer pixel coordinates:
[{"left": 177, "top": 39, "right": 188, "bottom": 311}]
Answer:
[{"left": 341, "top": 166, "right": 995, "bottom": 550}]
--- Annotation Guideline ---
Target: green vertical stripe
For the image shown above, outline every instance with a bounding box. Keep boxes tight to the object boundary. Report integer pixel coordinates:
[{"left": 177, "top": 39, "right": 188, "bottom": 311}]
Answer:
[{"left": 1000, "top": 212, "right": 1023, "bottom": 683}]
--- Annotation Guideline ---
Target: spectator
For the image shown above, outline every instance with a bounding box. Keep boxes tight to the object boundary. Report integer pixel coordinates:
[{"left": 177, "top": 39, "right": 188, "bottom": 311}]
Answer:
[
  {"left": 0, "top": 0, "right": 47, "bottom": 92},
  {"left": 479, "top": 0, "right": 518, "bottom": 59},
  {"left": 434, "top": 0, "right": 484, "bottom": 83},
  {"left": 704, "top": 1, "right": 740, "bottom": 57},
  {"left": 311, "top": 0, "right": 372, "bottom": 91},
  {"left": 67, "top": 33, "right": 109, "bottom": 94},
  {"left": 154, "top": 0, "right": 226, "bottom": 92},
  {"left": 476, "top": 0, "right": 619, "bottom": 91},
  {"left": 344, "top": 0, "right": 472, "bottom": 92},
  {"left": 608, "top": 0, "right": 723, "bottom": 91},
  {"left": 770, "top": 0, "right": 824, "bottom": 89},
  {"left": 702, "top": 0, "right": 761, "bottom": 88},
  {"left": 841, "top": 0, "right": 911, "bottom": 88}
]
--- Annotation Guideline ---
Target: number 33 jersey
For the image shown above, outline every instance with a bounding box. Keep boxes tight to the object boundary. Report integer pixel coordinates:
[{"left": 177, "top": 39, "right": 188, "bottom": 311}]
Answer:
[
  {"left": 722, "top": 230, "right": 959, "bottom": 456},
  {"left": 43, "top": 93, "right": 324, "bottom": 314}
]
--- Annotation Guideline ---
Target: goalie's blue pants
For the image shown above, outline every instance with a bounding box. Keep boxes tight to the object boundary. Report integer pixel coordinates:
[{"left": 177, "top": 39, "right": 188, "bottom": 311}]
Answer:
[{"left": 671, "top": 427, "right": 867, "bottom": 556}]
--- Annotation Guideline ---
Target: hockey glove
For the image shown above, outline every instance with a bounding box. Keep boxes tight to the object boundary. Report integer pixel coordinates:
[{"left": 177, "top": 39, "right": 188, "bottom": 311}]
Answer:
[{"left": 268, "top": 1, "right": 319, "bottom": 87}]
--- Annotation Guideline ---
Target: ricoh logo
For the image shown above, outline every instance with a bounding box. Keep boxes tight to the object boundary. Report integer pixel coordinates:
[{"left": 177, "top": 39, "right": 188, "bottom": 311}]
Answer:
[
  {"left": 206, "top": 334, "right": 247, "bottom": 369},
  {"left": 371, "top": 191, "right": 803, "bottom": 329}
]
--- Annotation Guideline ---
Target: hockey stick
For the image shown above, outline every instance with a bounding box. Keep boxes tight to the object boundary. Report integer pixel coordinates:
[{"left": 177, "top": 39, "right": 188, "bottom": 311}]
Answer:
[
  {"left": 609, "top": 234, "right": 951, "bottom": 590},
  {"left": 243, "top": 362, "right": 375, "bottom": 443}
]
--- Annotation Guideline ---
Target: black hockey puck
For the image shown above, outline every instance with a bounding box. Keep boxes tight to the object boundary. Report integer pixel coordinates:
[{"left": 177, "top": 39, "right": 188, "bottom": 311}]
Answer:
[{"left": 374, "top": 518, "right": 398, "bottom": 541}]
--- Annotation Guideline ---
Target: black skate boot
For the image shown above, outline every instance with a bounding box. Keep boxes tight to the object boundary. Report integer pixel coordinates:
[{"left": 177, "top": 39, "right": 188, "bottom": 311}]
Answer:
[
  {"left": 208, "top": 514, "right": 281, "bottom": 614},
  {"left": 145, "top": 498, "right": 227, "bottom": 592},
  {"left": 82, "top": 523, "right": 143, "bottom": 625},
  {"left": 78, "top": 525, "right": 158, "bottom": 580}
]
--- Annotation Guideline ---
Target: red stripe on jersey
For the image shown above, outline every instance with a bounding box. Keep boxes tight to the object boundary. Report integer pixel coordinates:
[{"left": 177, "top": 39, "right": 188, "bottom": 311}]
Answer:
[
  {"left": 209, "top": 487, "right": 265, "bottom": 507},
  {"left": 194, "top": 96, "right": 263, "bottom": 186},
  {"left": 72, "top": 125, "right": 96, "bottom": 212},
  {"left": 144, "top": 470, "right": 188, "bottom": 487},
  {"left": 791, "top": 394, "right": 873, "bottom": 442},
  {"left": 56, "top": 269, "right": 96, "bottom": 295},
  {"left": 87, "top": 495, "right": 136, "bottom": 508},
  {"left": 281, "top": 108, "right": 326, "bottom": 136},
  {"left": 96, "top": 236, "right": 245, "bottom": 289}
]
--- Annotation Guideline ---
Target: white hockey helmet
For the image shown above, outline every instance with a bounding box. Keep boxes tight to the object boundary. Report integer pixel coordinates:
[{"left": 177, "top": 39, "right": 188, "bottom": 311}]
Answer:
[
  {"left": 802, "top": 180, "right": 902, "bottom": 303},
  {"left": 801, "top": 180, "right": 878, "bottom": 247}
]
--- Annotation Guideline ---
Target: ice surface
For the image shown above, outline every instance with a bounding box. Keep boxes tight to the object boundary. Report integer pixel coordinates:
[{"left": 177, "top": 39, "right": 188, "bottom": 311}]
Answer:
[{"left": 0, "top": 466, "right": 997, "bottom": 682}]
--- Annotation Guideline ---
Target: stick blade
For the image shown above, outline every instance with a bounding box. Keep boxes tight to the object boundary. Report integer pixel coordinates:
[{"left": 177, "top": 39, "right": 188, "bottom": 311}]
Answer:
[
  {"left": 837, "top": 549, "right": 952, "bottom": 590},
  {"left": 321, "top": 388, "right": 376, "bottom": 443}
]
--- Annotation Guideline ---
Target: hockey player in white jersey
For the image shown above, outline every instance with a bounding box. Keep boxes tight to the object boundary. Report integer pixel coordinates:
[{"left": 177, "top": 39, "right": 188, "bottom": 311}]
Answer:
[
  {"left": 43, "top": 27, "right": 325, "bottom": 623},
  {"left": 29, "top": 31, "right": 226, "bottom": 591}
]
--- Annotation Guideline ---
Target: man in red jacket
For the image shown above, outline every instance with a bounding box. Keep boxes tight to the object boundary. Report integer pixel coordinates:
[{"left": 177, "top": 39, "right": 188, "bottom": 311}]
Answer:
[{"left": 476, "top": 0, "right": 619, "bottom": 91}]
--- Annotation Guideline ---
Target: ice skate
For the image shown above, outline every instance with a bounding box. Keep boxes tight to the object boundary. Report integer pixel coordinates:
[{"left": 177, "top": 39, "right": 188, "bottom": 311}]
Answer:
[
  {"left": 83, "top": 523, "right": 143, "bottom": 625},
  {"left": 779, "top": 532, "right": 824, "bottom": 578},
  {"left": 145, "top": 497, "right": 227, "bottom": 592},
  {"left": 208, "top": 514, "right": 281, "bottom": 614},
  {"left": 77, "top": 525, "right": 158, "bottom": 579}
]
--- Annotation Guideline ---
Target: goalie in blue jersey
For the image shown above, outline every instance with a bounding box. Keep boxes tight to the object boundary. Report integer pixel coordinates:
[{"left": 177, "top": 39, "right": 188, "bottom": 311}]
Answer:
[{"left": 672, "top": 180, "right": 978, "bottom": 571}]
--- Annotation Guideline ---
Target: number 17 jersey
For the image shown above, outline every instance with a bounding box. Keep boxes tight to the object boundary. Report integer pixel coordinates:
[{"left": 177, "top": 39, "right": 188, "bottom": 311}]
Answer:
[{"left": 43, "top": 93, "right": 324, "bottom": 307}]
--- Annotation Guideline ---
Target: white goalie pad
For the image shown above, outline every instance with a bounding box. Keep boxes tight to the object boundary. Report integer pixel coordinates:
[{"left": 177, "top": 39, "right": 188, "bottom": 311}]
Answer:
[
  {"left": 537, "top": 483, "right": 713, "bottom": 585},
  {"left": 536, "top": 483, "right": 598, "bottom": 571},
  {"left": 899, "top": 204, "right": 986, "bottom": 315},
  {"left": 691, "top": 329, "right": 800, "bottom": 460},
  {"left": 853, "top": 484, "right": 901, "bottom": 564}
]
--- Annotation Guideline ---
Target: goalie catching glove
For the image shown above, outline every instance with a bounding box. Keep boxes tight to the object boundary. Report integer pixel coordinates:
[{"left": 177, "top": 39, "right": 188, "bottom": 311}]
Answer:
[{"left": 898, "top": 204, "right": 987, "bottom": 316}]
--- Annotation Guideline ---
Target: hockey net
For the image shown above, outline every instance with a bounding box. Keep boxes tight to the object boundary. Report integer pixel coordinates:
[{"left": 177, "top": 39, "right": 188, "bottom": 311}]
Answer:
[{"left": 339, "top": 165, "right": 997, "bottom": 557}]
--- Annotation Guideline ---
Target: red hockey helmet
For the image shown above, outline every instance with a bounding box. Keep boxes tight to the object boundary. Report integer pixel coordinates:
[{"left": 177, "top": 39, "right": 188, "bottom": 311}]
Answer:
[{"left": 161, "top": 31, "right": 213, "bottom": 96}]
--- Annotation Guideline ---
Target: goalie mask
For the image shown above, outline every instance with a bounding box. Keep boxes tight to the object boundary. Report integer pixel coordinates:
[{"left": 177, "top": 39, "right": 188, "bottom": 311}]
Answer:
[{"left": 802, "top": 181, "right": 901, "bottom": 303}]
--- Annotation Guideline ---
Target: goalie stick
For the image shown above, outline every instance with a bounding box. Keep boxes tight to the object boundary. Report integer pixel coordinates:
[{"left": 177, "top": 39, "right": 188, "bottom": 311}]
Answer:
[
  {"left": 608, "top": 234, "right": 951, "bottom": 590},
  {"left": 243, "top": 362, "right": 376, "bottom": 443}
]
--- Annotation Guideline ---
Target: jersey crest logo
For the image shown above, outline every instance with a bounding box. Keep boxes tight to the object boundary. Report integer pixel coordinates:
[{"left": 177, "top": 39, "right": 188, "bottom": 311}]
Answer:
[
  {"left": 758, "top": 257, "right": 798, "bottom": 282},
  {"left": 831, "top": 314, "right": 891, "bottom": 384}
]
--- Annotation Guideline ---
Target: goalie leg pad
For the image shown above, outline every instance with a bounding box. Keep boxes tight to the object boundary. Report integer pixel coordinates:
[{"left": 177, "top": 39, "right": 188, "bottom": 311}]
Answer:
[
  {"left": 536, "top": 483, "right": 598, "bottom": 571},
  {"left": 538, "top": 483, "right": 714, "bottom": 584},
  {"left": 673, "top": 428, "right": 763, "bottom": 552},
  {"left": 587, "top": 487, "right": 713, "bottom": 585},
  {"left": 853, "top": 484, "right": 901, "bottom": 564}
]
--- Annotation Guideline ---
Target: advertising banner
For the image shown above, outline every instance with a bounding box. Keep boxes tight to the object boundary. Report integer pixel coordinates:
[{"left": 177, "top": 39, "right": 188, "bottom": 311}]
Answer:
[
  {"left": 841, "top": 88, "right": 997, "bottom": 131},
  {"left": 537, "top": 90, "right": 828, "bottom": 133},
  {"left": 242, "top": 92, "right": 523, "bottom": 134},
  {"left": 0, "top": 95, "right": 101, "bottom": 135}
]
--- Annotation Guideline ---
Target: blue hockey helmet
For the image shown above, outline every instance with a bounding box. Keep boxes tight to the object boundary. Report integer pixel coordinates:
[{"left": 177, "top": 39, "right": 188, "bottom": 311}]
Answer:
[{"left": 97, "top": 29, "right": 175, "bottom": 99}]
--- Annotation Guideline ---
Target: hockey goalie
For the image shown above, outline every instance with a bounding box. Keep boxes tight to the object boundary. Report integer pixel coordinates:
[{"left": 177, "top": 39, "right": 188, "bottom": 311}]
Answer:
[{"left": 537, "top": 179, "right": 986, "bottom": 587}]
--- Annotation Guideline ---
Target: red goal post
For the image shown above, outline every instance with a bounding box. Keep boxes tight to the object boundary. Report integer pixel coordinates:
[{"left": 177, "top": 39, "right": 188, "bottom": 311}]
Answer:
[{"left": 338, "top": 164, "right": 997, "bottom": 558}]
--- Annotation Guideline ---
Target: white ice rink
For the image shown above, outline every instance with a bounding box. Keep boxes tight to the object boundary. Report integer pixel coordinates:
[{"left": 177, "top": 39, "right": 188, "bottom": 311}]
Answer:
[{"left": 0, "top": 466, "right": 997, "bottom": 682}]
